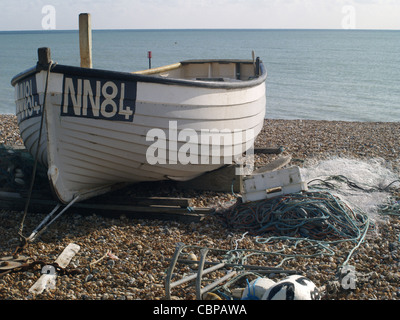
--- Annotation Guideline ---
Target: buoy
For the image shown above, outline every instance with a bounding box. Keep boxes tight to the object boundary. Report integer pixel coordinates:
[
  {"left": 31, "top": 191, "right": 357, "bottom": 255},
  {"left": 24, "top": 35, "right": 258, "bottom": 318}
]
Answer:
[
  {"left": 261, "top": 275, "right": 321, "bottom": 300},
  {"left": 241, "top": 277, "right": 276, "bottom": 300}
]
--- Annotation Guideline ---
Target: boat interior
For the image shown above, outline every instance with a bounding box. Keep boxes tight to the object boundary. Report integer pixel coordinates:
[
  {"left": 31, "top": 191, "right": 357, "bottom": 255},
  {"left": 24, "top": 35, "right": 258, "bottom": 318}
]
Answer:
[{"left": 133, "top": 60, "right": 261, "bottom": 82}]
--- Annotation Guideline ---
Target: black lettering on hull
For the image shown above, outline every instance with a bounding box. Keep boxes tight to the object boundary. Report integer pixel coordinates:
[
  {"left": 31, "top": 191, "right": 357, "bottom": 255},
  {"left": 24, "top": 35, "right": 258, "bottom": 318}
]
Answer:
[
  {"left": 61, "top": 75, "right": 137, "bottom": 122},
  {"left": 16, "top": 75, "right": 41, "bottom": 122}
]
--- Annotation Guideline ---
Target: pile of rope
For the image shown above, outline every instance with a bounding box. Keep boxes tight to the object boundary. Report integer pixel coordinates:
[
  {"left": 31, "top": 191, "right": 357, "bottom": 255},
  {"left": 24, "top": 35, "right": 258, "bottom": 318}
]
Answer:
[
  {"left": 224, "top": 191, "right": 369, "bottom": 242},
  {"left": 378, "top": 200, "right": 400, "bottom": 217},
  {"left": 222, "top": 190, "right": 371, "bottom": 267}
]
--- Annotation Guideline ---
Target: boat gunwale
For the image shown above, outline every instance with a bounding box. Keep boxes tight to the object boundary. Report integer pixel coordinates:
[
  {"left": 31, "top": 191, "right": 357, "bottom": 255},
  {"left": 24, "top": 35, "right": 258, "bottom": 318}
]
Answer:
[{"left": 11, "top": 59, "right": 267, "bottom": 89}]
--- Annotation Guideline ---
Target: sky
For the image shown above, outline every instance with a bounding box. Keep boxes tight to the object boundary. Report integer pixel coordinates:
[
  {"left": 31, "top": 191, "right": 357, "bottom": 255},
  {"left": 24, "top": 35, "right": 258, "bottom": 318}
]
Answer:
[{"left": 0, "top": 0, "right": 399, "bottom": 31}]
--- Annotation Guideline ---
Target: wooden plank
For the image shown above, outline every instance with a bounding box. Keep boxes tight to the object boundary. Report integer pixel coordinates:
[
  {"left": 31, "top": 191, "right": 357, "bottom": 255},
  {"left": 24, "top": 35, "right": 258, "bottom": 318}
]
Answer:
[
  {"left": 72, "top": 202, "right": 212, "bottom": 214},
  {"left": 70, "top": 202, "right": 212, "bottom": 222},
  {"left": 0, "top": 191, "right": 22, "bottom": 199},
  {"left": 254, "top": 147, "right": 284, "bottom": 154},
  {"left": 132, "top": 62, "right": 181, "bottom": 75},
  {"left": 177, "top": 165, "right": 242, "bottom": 193},
  {"left": 55, "top": 243, "right": 81, "bottom": 267},
  {"left": 79, "top": 13, "right": 92, "bottom": 68},
  {"left": 0, "top": 192, "right": 191, "bottom": 209},
  {"left": 252, "top": 155, "right": 292, "bottom": 174},
  {"left": 132, "top": 197, "right": 192, "bottom": 207},
  {"left": 29, "top": 243, "right": 80, "bottom": 295},
  {"left": 0, "top": 192, "right": 210, "bottom": 222},
  {"left": 176, "top": 156, "right": 290, "bottom": 192},
  {"left": 98, "top": 196, "right": 193, "bottom": 208}
]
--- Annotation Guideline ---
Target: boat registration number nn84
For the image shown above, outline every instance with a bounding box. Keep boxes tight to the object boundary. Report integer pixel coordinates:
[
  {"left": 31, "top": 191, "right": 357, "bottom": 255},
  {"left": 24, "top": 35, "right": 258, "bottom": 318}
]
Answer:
[
  {"left": 61, "top": 75, "right": 137, "bottom": 122},
  {"left": 15, "top": 75, "right": 41, "bottom": 122}
]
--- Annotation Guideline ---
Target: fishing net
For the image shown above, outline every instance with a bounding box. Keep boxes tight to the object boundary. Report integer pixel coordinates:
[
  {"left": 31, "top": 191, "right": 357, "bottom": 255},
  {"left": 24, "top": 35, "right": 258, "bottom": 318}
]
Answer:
[
  {"left": 221, "top": 158, "right": 400, "bottom": 268},
  {"left": 301, "top": 157, "right": 400, "bottom": 221}
]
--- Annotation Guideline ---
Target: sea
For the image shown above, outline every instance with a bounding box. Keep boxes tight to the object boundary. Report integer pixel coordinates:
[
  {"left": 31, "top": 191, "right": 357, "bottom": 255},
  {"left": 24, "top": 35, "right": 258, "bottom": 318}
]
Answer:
[{"left": 0, "top": 29, "right": 399, "bottom": 122}]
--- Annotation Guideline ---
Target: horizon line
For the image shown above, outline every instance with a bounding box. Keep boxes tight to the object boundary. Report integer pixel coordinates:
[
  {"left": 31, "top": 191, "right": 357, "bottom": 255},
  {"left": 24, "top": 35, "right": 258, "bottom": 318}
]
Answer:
[{"left": 0, "top": 27, "right": 399, "bottom": 33}]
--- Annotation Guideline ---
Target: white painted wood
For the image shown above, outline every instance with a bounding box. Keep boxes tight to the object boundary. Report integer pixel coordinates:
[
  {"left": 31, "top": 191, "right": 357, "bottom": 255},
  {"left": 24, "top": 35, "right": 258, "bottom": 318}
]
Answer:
[
  {"left": 14, "top": 60, "right": 267, "bottom": 204},
  {"left": 54, "top": 243, "right": 80, "bottom": 268},
  {"left": 242, "top": 166, "right": 308, "bottom": 203},
  {"left": 136, "top": 81, "right": 265, "bottom": 105},
  {"left": 29, "top": 243, "right": 80, "bottom": 295}
]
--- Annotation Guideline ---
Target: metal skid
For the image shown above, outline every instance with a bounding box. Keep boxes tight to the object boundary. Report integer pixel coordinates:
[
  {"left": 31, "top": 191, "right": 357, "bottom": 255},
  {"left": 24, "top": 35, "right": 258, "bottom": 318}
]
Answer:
[{"left": 164, "top": 242, "right": 297, "bottom": 300}]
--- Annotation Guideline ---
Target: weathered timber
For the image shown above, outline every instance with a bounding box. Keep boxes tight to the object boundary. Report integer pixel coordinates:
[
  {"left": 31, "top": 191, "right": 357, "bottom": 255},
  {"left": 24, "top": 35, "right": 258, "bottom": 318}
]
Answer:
[
  {"left": 254, "top": 146, "right": 284, "bottom": 154},
  {"left": 79, "top": 13, "right": 92, "bottom": 68},
  {"left": 252, "top": 155, "right": 292, "bottom": 174},
  {"left": 177, "top": 165, "right": 242, "bottom": 193},
  {"left": 0, "top": 191, "right": 210, "bottom": 222}
]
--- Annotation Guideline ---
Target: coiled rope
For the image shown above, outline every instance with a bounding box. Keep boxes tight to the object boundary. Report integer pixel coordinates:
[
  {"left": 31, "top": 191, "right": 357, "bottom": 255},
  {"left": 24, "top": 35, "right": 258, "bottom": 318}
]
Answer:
[
  {"left": 225, "top": 191, "right": 368, "bottom": 239},
  {"left": 223, "top": 190, "right": 370, "bottom": 267}
]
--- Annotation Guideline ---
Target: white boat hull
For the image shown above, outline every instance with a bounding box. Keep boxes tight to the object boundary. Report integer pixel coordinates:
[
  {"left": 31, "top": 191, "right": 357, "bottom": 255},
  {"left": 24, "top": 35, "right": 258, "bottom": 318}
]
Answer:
[{"left": 12, "top": 54, "right": 267, "bottom": 203}]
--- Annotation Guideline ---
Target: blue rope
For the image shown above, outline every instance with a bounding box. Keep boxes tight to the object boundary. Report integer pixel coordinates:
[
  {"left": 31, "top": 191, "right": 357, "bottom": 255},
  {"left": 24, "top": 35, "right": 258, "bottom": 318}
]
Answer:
[
  {"left": 223, "top": 190, "right": 371, "bottom": 268},
  {"left": 241, "top": 278, "right": 261, "bottom": 300}
]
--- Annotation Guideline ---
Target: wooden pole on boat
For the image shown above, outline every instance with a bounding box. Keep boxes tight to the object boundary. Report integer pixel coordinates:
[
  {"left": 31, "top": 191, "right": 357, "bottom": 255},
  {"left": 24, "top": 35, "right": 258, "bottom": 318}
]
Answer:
[
  {"left": 79, "top": 13, "right": 92, "bottom": 68},
  {"left": 37, "top": 47, "right": 51, "bottom": 67}
]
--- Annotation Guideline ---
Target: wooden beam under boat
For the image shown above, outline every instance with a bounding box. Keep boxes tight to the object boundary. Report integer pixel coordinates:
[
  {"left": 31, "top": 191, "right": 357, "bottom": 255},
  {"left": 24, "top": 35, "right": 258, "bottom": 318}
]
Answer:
[{"left": 0, "top": 191, "right": 212, "bottom": 222}]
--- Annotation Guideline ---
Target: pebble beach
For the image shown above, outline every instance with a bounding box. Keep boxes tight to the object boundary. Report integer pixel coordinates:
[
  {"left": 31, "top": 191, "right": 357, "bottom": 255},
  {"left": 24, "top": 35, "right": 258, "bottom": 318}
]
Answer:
[{"left": 1, "top": 114, "right": 400, "bottom": 301}]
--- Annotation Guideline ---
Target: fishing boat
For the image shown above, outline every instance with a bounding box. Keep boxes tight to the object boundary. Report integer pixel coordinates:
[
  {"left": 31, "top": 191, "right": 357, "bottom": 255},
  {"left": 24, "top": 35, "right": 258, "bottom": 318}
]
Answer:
[{"left": 11, "top": 47, "right": 267, "bottom": 204}]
